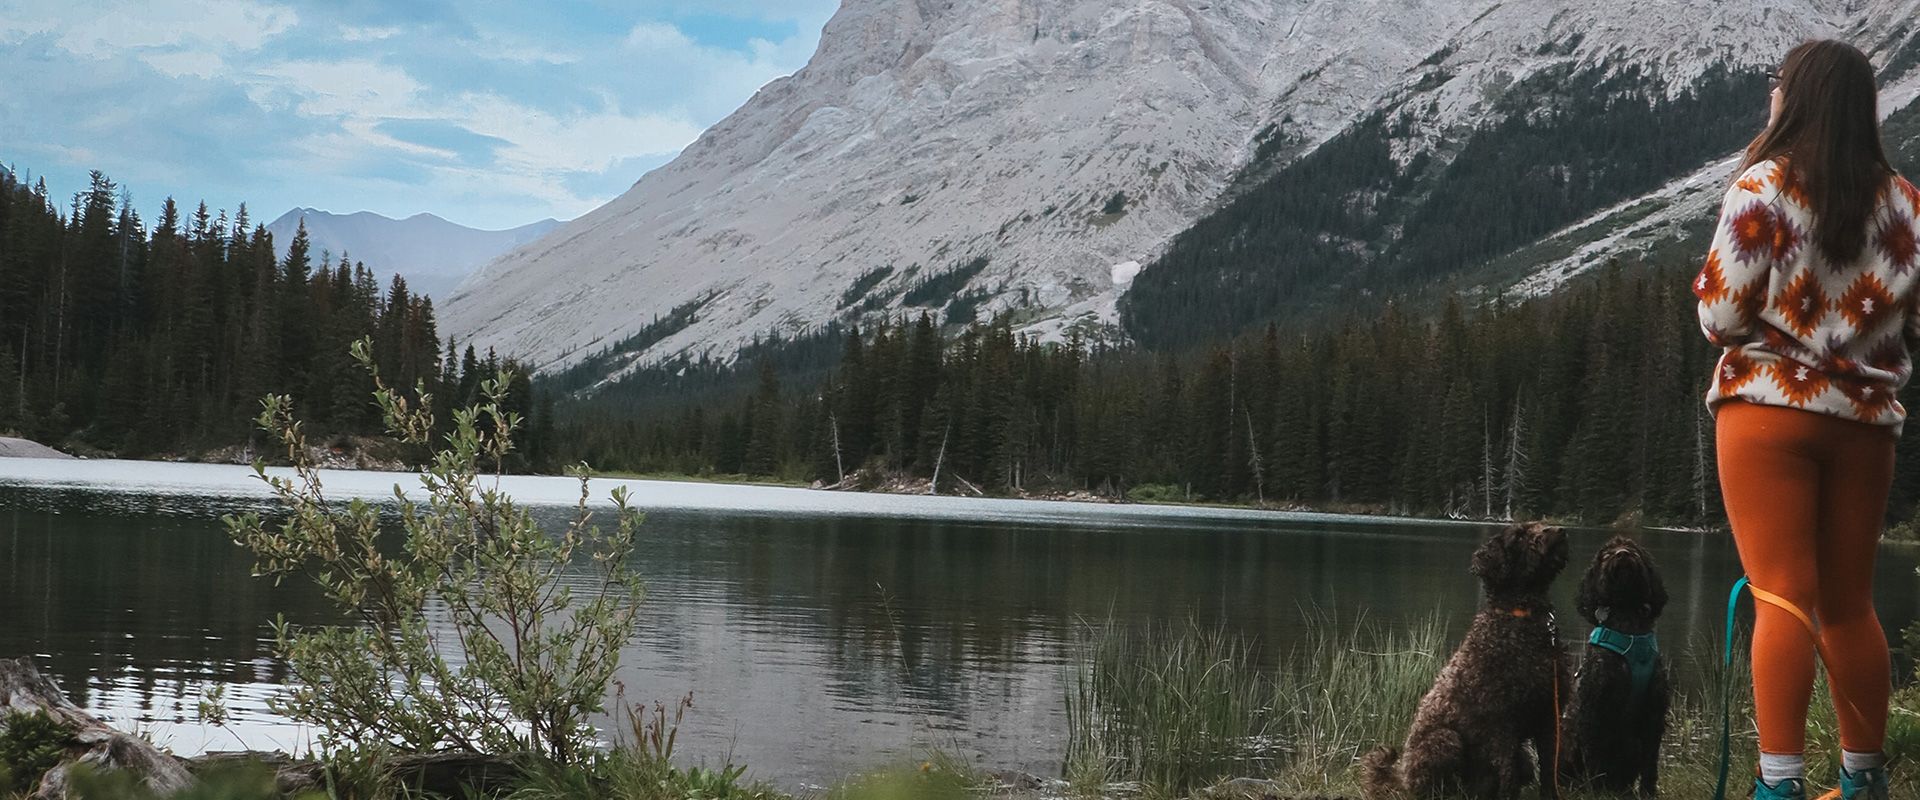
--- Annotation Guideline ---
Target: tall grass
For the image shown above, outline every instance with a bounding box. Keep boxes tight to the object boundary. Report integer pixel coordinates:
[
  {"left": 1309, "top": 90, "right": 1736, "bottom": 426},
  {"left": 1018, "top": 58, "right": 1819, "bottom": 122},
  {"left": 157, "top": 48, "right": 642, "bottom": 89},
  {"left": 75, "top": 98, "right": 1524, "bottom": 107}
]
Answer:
[
  {"left": 1065, "top": 615, "right": 1920, "bottom": 799},
  {"left": 1267, "top": 615, "right": 1449, "bottom": 794},
  {"left": 1064, "top": 614, "right": 1449, "bottom": 795},
  {"left": 1065, "top": 619, "right": 1275, "bottom": 793}
]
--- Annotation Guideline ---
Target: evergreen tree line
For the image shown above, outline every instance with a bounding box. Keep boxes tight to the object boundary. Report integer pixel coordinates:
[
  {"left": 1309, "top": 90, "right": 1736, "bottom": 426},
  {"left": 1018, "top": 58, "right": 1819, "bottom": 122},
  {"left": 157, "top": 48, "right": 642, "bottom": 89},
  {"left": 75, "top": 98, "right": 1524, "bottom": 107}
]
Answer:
[
  {"left": 0, "top": 166, "right": 549, "bottom": 464},
  {"left": 553, "top": 257, "right": 1920, "bottom": 527}
]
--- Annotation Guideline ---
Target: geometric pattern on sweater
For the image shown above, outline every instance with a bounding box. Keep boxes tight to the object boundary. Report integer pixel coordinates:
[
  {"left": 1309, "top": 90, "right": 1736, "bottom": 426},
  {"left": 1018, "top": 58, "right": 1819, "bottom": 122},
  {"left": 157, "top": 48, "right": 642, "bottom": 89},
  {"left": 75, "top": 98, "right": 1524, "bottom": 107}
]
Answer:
[{"left": 1695, "top": 159, "right": 1920, "bottom": 434}]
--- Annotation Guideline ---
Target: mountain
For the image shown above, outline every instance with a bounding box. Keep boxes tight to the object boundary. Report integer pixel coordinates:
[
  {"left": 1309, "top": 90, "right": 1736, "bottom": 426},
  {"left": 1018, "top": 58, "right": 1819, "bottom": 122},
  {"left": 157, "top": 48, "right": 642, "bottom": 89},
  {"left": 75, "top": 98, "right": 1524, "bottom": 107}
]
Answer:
[
  {"left": 443, "top": 0, "right": 1920, "bottom": 383},
  {"left": 1120, "top": 2, "right": 1920, "bottom": 347},
  {"left": 265, "top": 209, "right": 562, "bottom": 300}
]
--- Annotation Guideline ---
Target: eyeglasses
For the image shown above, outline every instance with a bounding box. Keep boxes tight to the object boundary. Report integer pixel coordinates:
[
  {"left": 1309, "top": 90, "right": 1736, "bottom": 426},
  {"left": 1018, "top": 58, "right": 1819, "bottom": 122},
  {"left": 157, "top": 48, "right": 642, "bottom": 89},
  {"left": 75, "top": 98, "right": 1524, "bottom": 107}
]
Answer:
[{"left": 1767, "top": 71, "right": 1783, "bottom": 85}]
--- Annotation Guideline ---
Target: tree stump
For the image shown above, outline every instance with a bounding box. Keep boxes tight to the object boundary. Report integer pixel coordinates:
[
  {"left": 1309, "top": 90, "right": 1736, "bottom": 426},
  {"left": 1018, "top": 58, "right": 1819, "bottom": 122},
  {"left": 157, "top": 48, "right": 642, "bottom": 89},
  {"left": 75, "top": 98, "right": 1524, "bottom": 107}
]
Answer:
[{"left": 0, "top": 657, "right": 194, "bottom": 799}]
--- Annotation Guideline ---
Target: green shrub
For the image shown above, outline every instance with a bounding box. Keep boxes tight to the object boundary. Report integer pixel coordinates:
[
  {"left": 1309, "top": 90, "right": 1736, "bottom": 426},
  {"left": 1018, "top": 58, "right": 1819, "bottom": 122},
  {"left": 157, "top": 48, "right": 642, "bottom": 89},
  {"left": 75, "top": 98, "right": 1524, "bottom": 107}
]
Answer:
[
  {"left": 0, "top": 709, "right": 70, "bottom": 794},
  {"left": 222, "top": 339, "right": 645, "bottom": 764},
  {"left": 1885, "top": 513, "right": 1920, "bottom": 542},
  {"left": 1125, "top": 483, "right": 1185, "bottom": 504}
]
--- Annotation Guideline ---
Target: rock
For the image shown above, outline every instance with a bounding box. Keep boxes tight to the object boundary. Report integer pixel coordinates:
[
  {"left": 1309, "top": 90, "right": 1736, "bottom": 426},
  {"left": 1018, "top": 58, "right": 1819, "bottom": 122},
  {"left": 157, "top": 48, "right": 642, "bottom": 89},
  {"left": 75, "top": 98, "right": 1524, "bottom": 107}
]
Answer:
[
  {"left": 988, "top": 769, "right": 1048, "bottom": 791},
  {"left": 0, "top": 438, "right": 74, "bottom": 459},
  {"left": 0, "top": 658, "right": 193, "bottom": 799}
]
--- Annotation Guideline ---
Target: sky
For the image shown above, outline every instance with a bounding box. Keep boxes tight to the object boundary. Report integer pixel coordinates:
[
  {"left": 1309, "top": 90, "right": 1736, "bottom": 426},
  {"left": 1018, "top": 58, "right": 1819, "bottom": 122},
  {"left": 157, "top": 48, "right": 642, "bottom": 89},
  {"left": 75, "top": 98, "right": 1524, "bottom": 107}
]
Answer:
[{"left": 0, "top": 0, "right": 840, "bottom": 230}]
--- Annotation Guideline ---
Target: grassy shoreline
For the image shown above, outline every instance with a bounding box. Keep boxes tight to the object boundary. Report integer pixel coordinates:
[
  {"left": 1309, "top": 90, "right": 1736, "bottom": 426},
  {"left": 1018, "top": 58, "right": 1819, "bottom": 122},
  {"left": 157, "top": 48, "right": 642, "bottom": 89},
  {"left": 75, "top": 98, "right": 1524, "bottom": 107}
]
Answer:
[{"left": 9, "top": 614, "right": 1920, "bottom": 799}]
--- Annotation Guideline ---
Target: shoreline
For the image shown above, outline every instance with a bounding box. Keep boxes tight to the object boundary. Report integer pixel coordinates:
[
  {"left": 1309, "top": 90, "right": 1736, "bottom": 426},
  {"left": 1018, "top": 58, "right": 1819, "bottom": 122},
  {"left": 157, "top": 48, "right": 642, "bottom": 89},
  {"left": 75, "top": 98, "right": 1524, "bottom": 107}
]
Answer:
[
  {"left": 10, "top": 443, "right": 1815, "bottom": 538},
  {"left": 0, "top": 453, "right": 1512, "bottom": 530}
]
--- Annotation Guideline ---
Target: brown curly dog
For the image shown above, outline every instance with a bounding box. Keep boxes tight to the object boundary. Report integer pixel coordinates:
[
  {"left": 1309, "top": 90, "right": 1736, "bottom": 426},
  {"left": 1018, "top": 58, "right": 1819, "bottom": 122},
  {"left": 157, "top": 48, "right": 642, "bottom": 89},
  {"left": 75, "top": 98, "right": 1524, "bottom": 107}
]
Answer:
[{"left": 1362, "top": 522, "right": 1571, "bottom": 800}]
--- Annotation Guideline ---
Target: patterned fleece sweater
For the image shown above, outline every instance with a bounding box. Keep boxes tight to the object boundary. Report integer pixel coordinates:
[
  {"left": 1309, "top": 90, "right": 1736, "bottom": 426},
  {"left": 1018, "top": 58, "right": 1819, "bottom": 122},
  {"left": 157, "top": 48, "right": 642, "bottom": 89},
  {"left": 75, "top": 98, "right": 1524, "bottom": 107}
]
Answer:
[{"left": 1694, "top": 158, "right": 1920, "bottom": 433}]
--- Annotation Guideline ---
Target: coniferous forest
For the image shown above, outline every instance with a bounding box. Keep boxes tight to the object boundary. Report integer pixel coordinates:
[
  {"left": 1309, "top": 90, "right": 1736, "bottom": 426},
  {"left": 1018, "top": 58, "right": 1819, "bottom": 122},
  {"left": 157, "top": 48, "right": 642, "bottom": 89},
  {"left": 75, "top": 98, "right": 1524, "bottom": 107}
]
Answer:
[
  {"left": 7, "top": 79, "right": 1919, "bottom": 529},
  {"left": 0, "top": 166, "right": 545, "bottom": 464},
  {"left": 554, "top": 256, "right": 1920, "bottom": 528},
  {"left": 545, "top": 63, "right": 1920, "bottom": 528}
]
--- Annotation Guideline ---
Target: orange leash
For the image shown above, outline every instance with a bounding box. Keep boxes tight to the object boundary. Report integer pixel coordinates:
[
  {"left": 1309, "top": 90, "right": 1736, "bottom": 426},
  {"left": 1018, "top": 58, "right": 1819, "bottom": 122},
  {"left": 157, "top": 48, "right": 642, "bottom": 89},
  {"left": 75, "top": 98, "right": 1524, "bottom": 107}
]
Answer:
[
  {"left": 1746, "top": 583, "right": 1872, "bottom": 736},
  {"left": 1551, "top": 653, "right": 1563, "bottom": 799}
]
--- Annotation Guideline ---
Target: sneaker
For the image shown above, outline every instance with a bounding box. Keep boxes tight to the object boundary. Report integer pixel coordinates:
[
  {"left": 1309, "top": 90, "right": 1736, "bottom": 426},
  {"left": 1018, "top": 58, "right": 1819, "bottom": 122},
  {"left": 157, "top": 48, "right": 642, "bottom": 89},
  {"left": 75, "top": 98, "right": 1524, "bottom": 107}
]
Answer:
[
  {"left": 1832, "top": 764, "right": 1890, "bottom": 800},
  {"left": 1756, "top": 776, "right": 1809, "bottom": 800}
]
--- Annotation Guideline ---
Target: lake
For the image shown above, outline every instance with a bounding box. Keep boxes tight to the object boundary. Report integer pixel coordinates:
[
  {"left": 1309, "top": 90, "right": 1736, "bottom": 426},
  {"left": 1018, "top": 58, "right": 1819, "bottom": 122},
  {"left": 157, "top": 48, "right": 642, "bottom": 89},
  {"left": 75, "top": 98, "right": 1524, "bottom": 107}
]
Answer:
[{"left": 3, "top": 456, "right": 1918, "bottom": 787}]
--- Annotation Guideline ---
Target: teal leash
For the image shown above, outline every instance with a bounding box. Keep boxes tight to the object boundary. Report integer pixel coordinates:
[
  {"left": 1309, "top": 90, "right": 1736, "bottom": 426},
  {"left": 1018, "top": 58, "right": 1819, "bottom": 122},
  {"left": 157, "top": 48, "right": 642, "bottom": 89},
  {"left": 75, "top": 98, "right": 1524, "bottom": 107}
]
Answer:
[{"left": 1715, "top": 576, "right": 1750, "bottom": 800}]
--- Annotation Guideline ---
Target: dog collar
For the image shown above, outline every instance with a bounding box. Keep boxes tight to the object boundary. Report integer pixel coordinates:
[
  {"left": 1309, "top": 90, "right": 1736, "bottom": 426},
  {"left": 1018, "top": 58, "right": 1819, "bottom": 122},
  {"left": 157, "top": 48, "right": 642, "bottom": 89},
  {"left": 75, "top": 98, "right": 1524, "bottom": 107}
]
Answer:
[{"left": 1589, "top": 625, "right": 1659, "bottom": 703}]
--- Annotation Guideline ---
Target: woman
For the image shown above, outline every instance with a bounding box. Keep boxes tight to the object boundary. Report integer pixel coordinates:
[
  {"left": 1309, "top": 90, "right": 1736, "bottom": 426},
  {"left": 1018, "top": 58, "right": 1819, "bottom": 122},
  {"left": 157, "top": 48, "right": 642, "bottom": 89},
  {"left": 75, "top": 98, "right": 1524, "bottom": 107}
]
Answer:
[{"left": 1696, "top": 39, "right": 1918, "bottom": 800}]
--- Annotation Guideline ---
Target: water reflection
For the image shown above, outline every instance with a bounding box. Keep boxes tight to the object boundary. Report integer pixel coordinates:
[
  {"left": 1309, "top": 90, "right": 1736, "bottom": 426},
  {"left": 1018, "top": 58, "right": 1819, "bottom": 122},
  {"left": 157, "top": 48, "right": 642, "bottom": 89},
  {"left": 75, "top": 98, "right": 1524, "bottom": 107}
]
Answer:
[{"left": 3, "top": 483, "right": 1919, "bottom": 786}]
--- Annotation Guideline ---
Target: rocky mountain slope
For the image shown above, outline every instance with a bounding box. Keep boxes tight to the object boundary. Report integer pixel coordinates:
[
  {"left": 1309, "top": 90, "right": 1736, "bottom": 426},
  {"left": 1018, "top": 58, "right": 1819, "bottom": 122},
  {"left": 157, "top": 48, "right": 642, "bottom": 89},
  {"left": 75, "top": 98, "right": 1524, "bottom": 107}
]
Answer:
[
  {"left": 443, "top": 0, "right": 1920, "bottom": 381},
  {"left": 266, "top": 209, "right": 561, "bottom": 300}
]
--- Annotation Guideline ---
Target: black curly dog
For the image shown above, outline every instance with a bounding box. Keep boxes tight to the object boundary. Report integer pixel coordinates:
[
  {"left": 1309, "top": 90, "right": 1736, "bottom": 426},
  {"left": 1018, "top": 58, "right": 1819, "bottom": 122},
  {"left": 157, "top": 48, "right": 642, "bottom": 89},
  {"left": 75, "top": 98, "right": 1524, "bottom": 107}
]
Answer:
[
  {"left": 1559, "top": 535, "right": 1670, "bottom": 797},
  {"left": 1363, "top": 522, "right": 1571, "bottom": 800}
]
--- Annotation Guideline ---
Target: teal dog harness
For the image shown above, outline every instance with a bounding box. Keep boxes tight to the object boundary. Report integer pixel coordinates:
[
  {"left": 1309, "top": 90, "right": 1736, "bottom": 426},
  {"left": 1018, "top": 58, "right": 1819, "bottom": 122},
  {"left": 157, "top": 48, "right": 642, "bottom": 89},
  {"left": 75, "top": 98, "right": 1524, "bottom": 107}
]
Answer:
[{"left": 1588, "top": 625, "right": 1659, "bottom": 704}]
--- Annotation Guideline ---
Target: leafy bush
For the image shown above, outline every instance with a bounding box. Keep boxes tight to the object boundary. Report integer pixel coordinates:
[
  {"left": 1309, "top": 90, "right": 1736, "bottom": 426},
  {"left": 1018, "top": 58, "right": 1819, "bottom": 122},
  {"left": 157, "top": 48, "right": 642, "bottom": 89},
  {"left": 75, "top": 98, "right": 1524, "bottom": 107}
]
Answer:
[
  {"left": 223, "top": 339, "right": 645, "bottom": 764},
  {"left": 1124, "top": 483, "right": 1185, "bottom": 504},
  {"left": 0, "top": 709, "right": 70, "bottom": 794},
  {"left": 1885, "top": 512, "right": 1920, "bottom": 542}
]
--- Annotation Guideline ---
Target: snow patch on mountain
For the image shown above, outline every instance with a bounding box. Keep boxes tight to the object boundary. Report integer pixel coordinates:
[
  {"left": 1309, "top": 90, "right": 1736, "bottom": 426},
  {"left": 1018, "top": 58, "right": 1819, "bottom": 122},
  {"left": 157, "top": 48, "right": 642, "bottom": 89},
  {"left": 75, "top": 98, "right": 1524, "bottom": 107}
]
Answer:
[{"left": 1502, "top": 56, "right": 1920, "bottom": 300}]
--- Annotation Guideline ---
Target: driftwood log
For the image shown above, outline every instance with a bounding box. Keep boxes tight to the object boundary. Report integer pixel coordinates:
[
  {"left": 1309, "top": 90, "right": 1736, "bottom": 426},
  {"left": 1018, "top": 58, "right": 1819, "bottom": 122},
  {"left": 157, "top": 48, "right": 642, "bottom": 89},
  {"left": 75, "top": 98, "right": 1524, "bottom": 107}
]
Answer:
[
  {"left": 0, "top": 657, "right": 194, "bottom": 799},
  {"left": 0, "top": 658, "right": 520, "bottom": 799}
]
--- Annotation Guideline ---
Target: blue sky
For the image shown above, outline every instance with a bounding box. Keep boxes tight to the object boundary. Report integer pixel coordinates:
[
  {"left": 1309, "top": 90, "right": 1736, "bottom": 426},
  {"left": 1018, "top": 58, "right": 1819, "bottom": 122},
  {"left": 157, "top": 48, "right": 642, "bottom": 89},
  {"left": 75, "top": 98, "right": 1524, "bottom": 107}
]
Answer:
[{"left": 0, "top": 0, "right": 839, "bottom": 229}]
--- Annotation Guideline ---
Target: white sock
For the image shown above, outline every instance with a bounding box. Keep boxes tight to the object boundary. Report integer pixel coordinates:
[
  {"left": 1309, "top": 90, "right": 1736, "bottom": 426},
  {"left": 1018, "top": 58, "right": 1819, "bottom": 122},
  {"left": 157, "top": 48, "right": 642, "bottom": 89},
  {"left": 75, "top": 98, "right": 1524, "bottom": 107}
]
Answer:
[
  {"left": 1760, "top": 752, "right": 1806, "bottom": 784},
  {"left": 1843, "top": 750, "right": 1887, "bottom": 774}
]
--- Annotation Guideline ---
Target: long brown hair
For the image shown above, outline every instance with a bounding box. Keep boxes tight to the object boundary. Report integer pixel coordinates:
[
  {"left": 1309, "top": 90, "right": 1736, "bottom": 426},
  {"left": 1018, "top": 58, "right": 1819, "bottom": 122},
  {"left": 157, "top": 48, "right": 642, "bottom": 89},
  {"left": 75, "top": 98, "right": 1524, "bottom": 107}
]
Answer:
[{"left": 1742, "top": 39, "right": 1894, "bottom": 264}]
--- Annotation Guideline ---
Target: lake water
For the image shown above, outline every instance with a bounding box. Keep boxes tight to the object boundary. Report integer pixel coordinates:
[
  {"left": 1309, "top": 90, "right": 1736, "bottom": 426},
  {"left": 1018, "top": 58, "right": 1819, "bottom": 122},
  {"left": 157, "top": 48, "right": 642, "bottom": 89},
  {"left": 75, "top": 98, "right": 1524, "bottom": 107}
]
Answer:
[{"left": 3, "top": 456, "right": 1919, "bottom": 787}]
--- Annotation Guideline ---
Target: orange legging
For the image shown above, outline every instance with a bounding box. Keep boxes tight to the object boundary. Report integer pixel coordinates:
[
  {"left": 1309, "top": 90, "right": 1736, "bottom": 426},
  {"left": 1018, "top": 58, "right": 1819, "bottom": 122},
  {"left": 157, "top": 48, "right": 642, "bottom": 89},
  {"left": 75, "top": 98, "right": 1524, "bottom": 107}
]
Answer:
[{"left": 1717, "top": 400, "right": 1895, "bottom": 756}]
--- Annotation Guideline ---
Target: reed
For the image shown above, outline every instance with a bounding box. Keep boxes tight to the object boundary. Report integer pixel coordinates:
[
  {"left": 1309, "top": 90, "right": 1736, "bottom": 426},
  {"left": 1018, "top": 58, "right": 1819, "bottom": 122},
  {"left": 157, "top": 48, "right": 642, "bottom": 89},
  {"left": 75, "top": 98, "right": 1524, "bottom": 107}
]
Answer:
[
  {"left": 1066, "top": 615, "right": 1920, "bottom": 799},
  {"left": 1267, "top": 614, "right": 1449, "bottom": 794},
  {"left": 1066, "top": 618, "right": 1276, "bottom": 794}
]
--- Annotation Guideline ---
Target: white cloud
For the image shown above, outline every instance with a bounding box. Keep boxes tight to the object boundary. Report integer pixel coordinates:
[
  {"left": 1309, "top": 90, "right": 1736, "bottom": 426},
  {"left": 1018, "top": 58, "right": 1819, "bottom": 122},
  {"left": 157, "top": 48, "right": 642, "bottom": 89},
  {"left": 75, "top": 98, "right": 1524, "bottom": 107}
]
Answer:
[
  {"left": 465, "top": 93, "right": 704, "bottom": 172},
  {"left": 626, "top": 21, "right": 694, "bottom": 51},
  {"left": 138, "top": 49, "right": 226, "bottom": 78},
  {"left": 10, "top": 0, "right": 298, "bottom": 58},
  {"left": 339, "top": 25, "right": 401, "bottom": 42},
  {"left": 250, "top": 58, "right": 426, "bottom": 118},
  {"left": 3, "top": 0, "right": 838, "bottom": 227}
]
